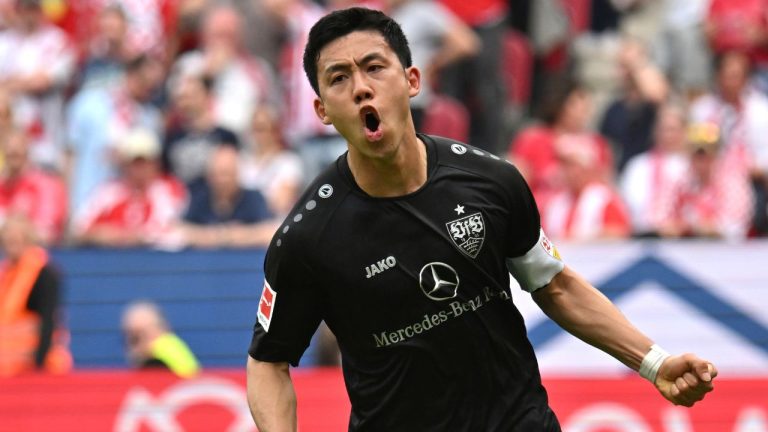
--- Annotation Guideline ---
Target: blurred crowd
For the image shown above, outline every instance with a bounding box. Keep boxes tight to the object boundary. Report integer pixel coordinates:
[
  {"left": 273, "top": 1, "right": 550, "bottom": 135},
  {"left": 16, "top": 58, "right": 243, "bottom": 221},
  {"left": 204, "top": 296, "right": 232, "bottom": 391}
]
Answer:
[{"left": 0, "top": 0, "right": 763, "bottom": 253}]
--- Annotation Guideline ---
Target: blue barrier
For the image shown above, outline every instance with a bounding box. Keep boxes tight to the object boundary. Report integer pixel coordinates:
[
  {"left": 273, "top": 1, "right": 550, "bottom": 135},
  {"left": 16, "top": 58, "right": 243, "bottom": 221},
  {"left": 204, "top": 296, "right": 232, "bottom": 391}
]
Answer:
[{"left": 50, "top": 248, "right": 312, "bottom": 368}]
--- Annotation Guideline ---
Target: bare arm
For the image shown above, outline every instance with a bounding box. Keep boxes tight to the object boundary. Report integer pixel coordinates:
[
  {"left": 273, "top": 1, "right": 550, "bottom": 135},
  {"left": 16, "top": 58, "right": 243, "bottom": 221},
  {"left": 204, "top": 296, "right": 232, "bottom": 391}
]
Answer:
[
  {"left": 533, "top": 266, "right": 716, "bottom": 406},
  {"left": 246, "top": 357, "right": 297, "bottom": 432},
  {"left": 619, "top": 40, "right": 669, "bottom": 104},
  {"left": 430, "top": 20, "right": 481, "bottom": 74},
  {"left": 533, "top": 266, "right": 651, "bottom": 370}
]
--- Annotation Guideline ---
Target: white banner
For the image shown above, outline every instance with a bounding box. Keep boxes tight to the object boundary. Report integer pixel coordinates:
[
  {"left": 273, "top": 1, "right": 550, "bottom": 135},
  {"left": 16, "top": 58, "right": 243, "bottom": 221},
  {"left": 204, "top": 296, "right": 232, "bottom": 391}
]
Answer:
[{"left": 511, "top": 240, "right": 768, "bottom": 376}]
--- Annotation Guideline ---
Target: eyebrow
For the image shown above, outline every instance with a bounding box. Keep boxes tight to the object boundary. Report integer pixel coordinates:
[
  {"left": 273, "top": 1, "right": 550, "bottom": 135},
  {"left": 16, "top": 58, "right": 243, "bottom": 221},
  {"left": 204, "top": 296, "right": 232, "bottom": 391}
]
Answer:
[{"left": 322, "top": 52, "right": 389, "bottom": 76}]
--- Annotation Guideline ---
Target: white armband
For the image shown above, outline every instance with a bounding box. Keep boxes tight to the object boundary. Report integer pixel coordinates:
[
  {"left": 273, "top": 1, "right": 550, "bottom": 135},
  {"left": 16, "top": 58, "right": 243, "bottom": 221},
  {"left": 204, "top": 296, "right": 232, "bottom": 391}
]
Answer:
[
  {"left": 639, "top": 344, "right": 671, "bottom": 384},
  {"left": 506, "top": 229, "right": 565, "bottom": 292}
]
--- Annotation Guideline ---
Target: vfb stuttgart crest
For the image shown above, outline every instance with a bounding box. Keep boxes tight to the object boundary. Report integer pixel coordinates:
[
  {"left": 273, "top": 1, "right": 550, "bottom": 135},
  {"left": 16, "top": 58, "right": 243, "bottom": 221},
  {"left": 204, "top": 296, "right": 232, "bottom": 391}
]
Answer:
[{"left": 446, "top": 212, "right": 485, "bottom": 258}]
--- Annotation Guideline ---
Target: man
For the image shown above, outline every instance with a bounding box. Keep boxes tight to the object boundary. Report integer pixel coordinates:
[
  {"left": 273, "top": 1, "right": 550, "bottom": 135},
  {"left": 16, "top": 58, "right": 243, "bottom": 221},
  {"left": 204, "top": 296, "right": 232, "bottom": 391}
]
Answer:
[
  {"left": 541, "top": 133, "right": 631, "bottom": 241},
  {"left": 620, "top": 104, "right": 690, "bottom": 237},
  {"left": 0, "top": 214, "right": 71, "bottom": 376},
  {"left": 121, "top": 300, "right": 200, "bottom": 378},
  {"left": 170, "top": 4, "right": 278, "bottom": 141},
  {"left": 179, "top": 145, "right": 276, "bottom": 248},
  {"left": 66, "top": 53, "right": 164, "bottom": 215},
  {"left": 247, "top": 8, "right": 717, "bottom": 431},
  {"left": 72, "top": 128, "right": 185, "bottom": 248},
  {"left": 386, "top": 0, "right": 479, "bottom": 131},
  {"left": 0, "top": 0, "right": 76, "bottom": 170},
  {"left": 163, "top": 72, "right": 239, "bottom": 191},
  {"left": 0, "top": 129, "right": 67, "bottom": 245},
  {"left": 689, "top": 50, "right": 768, "bottom": 238}
]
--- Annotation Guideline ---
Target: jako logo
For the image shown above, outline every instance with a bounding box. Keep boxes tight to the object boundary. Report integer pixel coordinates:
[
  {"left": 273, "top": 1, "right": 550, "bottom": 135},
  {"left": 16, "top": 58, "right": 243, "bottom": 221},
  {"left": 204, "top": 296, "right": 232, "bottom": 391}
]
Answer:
[{"left": 365, "top": 256, "right": 396, "bottom": 279}]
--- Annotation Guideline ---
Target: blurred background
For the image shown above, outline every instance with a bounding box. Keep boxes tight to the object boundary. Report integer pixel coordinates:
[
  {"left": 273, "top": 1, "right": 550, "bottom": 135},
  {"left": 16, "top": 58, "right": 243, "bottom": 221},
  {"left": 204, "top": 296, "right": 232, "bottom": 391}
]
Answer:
[{"left": 0, "top": 0, "right": 766, "bottom": 430}]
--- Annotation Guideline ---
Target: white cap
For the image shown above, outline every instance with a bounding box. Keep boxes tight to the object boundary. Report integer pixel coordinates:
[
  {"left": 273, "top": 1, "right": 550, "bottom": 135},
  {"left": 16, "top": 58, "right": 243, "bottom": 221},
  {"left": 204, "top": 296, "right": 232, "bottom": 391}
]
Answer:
[{"left": 117, "top": 128, "right": 160, "bottom": 160}]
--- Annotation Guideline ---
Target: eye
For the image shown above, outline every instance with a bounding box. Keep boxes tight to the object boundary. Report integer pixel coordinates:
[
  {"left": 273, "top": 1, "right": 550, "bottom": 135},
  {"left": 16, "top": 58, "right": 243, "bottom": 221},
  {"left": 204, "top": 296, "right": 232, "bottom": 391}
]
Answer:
[
  {"left": 331, "top": 74, "right": 347, "bottom": 85},
  {"left": 368, "top": 64, "right": 383, "bottom": 73}
]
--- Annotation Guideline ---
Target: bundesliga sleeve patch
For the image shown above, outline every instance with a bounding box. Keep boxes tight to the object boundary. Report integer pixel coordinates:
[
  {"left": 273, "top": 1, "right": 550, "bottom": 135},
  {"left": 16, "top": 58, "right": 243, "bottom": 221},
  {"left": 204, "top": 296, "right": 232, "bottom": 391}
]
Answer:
[
  {"left": 257, "top": 281, "right": 277, "bottom": 332},
  {"left": 506, "top": 229, "right": 565, "bottom": 292}
]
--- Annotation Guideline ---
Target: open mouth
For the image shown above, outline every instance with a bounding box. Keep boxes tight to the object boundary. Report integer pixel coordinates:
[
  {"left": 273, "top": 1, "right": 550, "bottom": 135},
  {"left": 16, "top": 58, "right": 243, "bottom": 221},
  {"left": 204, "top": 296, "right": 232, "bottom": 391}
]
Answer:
[
  {"left": 360, "top": 107, "right": 381, "bottom": 133},
  {"left": 365, "top": 111, "right": 380, "bottom": 131},
  {"left": 360, "top": 107, "right": 382, "bottom": 140}
]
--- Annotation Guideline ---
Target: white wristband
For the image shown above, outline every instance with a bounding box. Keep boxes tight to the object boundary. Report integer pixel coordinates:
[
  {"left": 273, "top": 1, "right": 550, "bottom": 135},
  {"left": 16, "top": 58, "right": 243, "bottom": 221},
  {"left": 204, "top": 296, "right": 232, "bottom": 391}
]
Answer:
[{"left": 639, "top": 344, "right": 671, "bottom": 384}]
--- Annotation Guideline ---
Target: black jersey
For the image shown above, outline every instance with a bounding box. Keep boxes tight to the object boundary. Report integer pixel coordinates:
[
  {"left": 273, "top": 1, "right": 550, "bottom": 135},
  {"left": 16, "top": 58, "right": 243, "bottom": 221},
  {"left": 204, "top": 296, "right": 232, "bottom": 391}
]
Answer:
[{"left": 249, "top": 135, "right": 562, "bottom": 431}]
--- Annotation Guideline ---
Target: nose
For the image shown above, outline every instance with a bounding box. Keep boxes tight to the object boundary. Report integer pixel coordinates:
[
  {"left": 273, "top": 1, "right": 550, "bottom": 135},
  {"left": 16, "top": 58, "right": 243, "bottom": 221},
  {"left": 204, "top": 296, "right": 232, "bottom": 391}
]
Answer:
[{"left": 352, "top": 73, "right": 373, "bottom": 104}]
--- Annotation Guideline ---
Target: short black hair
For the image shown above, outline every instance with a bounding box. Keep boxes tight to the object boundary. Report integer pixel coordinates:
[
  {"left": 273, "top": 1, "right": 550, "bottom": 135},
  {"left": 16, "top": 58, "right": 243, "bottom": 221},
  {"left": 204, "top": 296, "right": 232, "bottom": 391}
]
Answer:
[{"left": 303, "top": 7, "right": 412, "bottom": 96}]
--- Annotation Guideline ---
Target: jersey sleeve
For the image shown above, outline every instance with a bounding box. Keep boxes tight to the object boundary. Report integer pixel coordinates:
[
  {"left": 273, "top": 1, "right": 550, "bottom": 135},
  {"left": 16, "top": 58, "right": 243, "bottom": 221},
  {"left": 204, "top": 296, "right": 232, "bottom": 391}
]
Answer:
[
  {"left": 500, "top": 163, "right": 565, "bottom": 292},
  {"left": 248, "top": 237, "right": 324, "bottom": 366}
]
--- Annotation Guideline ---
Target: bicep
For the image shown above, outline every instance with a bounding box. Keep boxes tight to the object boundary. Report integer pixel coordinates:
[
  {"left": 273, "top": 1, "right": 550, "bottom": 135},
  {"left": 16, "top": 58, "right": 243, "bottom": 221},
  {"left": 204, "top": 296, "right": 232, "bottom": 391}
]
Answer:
[{"left": 531, "top": 266, "right": 612, "bottom": 320}]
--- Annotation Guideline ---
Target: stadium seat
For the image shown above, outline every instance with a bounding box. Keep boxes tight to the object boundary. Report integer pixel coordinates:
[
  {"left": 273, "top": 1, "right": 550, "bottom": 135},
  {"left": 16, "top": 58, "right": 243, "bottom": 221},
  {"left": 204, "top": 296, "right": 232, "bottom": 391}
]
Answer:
[
  {"left": 422, "top": 93, "right": 470, "bottom": 143},
  {"left": 501, "top": 29, "right": 533, "bottom": 107}
]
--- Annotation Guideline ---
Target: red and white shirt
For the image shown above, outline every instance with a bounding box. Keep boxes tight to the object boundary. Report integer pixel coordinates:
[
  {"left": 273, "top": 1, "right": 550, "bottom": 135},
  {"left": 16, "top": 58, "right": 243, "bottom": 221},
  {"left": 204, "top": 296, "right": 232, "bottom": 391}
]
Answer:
[
  {"left": 0, "top": 23, "right": 76, "bottom": 168},
  {"left": 689, "top": 90, "right": 768, "bottom": 238},
  {"left": 542, "top": 181, "right": 631, "bottom": 241},
  {"left": 73, "top": 175, "right": 186, "bottom": 241},
  {"left": 0, "top": 170, "right": 67, "bottom": 244},
  {"left": 620, "top": 150, "right": 689, "bottom": 234},
  {"left": 279, "top": 1, "right": 337, "bottom": 145},
  {"left": 707, "top": 0, "right": 768, "bottom": 66},
  {"left": 508, "top": 126, "right": 614, "bottom": 209},
  {"left": 658, "top": 166, "right": 754, "bottom": 239}
]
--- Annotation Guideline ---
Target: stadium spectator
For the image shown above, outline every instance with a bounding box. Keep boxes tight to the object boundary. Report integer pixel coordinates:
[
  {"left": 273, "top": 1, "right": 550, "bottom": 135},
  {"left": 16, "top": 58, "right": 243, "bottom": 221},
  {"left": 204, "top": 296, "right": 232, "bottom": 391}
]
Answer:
[
  {"left": 0, "top": 88, "right": 15, "bottom": 137},
  {"left": 704, "top": 0, "right": 768, "bottom": 94},
  {"left": 386, "top": 0, "right": 480, "bottom": 131},
  {"left": 106, "top": 0, "right": 177, "bottom": 59},
  {"left": 540, "top": 133, "right": 631, "bottom": 241},
  {"left": 170, "top": 4, "right": 278, "bottom": 141},
  {"left": 0, "top": 214, "right": 71, "bottom": 377},
  {"left": 689, "top": 50, "right": 768, "bottom": 238},
  {"left": 508, "top": 79, "right": 614, "bottom": 210},
  {"left": 66, "top": 53, "right": 164, "bottom": 215},
  {"left": 180, "top": 145, "right": 276, "bottom": 248},
  {"left": 72, "top": 128, "right": 186, "bottom": 248},
  {"left": 652, "top": 0, "right": 711, "bottom": 97},
  {"left": 619, "top": 103, "right": 689, "bottom": 237},
  {"left": 437, "top": 0, "right": 508, "bottom": 153},
  {"left": 260, "top": 0, "right": 347, "bottom": 183},
  {"left": 76, "top": 4, "right": 135, "bottom": 91},
  {"left": 657, "top": 123, "right": 754, "bottom": 239},
  {"left": 0, "top": 129, "right": 67, "bottom": 245},
  {"left": 600, "top": 37, "right": 669, "bottom": 172},
  {"left": 0, "top": 0, "right": 76, "bottom": 171},
  {"left": 163, "top": 72, "right": 239, "bottom": 191},
  {"left": 121, "top": 300, "right": 200, "bottom": 378},
  {"left": 49, "top": 0, "right": 177, "bottom": 61},
  {"left": 239, "top": 104, "right": 303, "bottom": 217}
]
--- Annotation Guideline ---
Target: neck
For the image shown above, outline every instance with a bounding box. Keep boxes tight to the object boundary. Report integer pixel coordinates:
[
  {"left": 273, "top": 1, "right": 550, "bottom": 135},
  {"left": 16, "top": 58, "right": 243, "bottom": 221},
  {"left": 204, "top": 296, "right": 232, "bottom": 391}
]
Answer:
[
  {"left": 722, "top": 91, "right": 741, "bottom": 106},
  {"left": 347, "top": 134, "right": 427, "bottom": 198},
  {"left": 189, "top": 110, "right": 213, "bottom": 131}
]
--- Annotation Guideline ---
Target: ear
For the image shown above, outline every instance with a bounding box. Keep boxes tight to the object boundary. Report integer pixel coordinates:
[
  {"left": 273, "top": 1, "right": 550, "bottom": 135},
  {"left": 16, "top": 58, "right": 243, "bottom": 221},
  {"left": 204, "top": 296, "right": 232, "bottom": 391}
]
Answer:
[
  {"left": 314, "top": 97, "right": 332, "bottom": 125},
  {"left": 406, "top": 66, "right": 421, "bottom": 98}
]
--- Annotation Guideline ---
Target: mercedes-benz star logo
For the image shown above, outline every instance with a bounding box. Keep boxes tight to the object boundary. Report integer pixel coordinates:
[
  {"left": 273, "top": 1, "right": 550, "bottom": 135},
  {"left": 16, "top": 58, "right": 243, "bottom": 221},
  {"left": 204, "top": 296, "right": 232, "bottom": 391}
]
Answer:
[{"left": 418, "top": 262, "right": 460, "bottom": 301}]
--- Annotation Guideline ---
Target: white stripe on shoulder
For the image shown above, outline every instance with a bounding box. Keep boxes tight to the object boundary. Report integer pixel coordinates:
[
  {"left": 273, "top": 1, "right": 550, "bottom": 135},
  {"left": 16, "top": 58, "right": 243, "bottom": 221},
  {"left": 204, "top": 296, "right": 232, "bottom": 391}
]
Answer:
[{"left": 506, "top": 229, "right": 565, "bottom": 293}]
